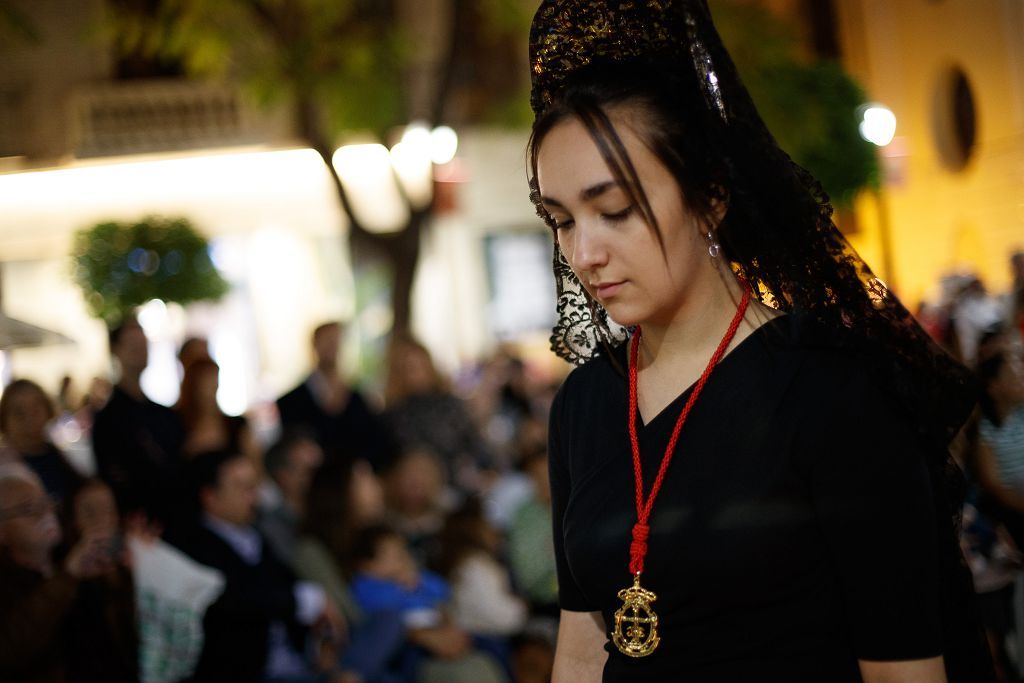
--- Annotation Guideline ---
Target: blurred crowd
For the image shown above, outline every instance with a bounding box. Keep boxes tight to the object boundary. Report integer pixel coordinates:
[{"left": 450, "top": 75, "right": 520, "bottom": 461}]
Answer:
[
  {"left": 2, "top": 248, "right": 1023, "bottom": 683},
  {"left": 920, "top": 251, "right": 1024, "bottom": 681},
  {"left": 0, "top": 318, "right": 562, "bottom": 683}
]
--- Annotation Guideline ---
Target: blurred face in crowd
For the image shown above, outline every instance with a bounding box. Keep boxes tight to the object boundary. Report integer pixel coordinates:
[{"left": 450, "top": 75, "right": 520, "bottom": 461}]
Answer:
[
  {"left": 0, "top": 383, "right": 53, "bottom": 451},
  {"left": 195, "top": 364, "right": 220, "bottom": 412},
  {"left": 274, "top": 437, "right": 323, "bottom": 505},
  {"left": 403, "top": 346, "right": 437, "bottom": 396},
  {"left": 0, "top": 477, "right": 61, "bottom": 568},
  {"left": 992, "top": 342, "right": 1024, "bottom": 408},
  {"left": 363, "top": 533, "right": 418, "bottom": 589},
  {"left": 179, "top": 337, "right": 211, "bottom": 371},
  {"left": 113, "top": 319, "right": 149, "bottom": 376},
  {"left": 72, "top": 481, "right": 119, "bottom": 539},
  {"left": 349, "top": 459, "right": 385, "bottom": 524},
  {"left": 386, "top": 450, "right": 444, "bottom": 517},
  {"left": 313, "top": 324, "right": 342, "bottom": 372},
  {"left": 1011, "top": 252, "right": 1024, "bottom": 282},
  {"left": 202, "top": 456, "right": 259, "bottom": 526}
]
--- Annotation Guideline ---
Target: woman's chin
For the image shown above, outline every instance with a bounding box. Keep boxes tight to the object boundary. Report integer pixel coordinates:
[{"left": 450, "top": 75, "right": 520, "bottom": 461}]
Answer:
[{"left": 602, "top": 305, "right": 641, "bottom": 330}]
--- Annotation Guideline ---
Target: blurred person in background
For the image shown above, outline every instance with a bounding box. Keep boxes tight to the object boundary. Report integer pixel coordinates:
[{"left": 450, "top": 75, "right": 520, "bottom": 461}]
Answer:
[
  {"left": 1006, "top": 251, "right": 1024, "bottom": 340},
  {"left": 436, "top": 498, "right": 527, "bottom": 681},
  {"left": 952, "top": 276, "right": 1005, "bottom": 366},
  {"left": 293, "top": 457, "right": 407, "bottom": 683},
  {"left": 507, "top": 448, "right": 559, "bottom": 617},
  {"left": 958, "top": 327, "right": 1024, "bottom": 680},
  {"left": 959, "top": 500, "right": 1020, "bottom": 682},
  {"left": 176, "top": 357, "right": 260, "bottom": 466},
  {"left": 278, "top": 321, "right": 393, "bottom": 470},
  {"left": 349, "top": 524, "right": 505, "bottom": 683},
  {"left": 77, "top": 377, "right": 113, "bottom": 429},
  {"left": 0, "top": 464, "right": 123, "bottom": 683},
  {"left": 178, "top": 336, "right": 213, "bottom": 374},
  {"left": 468, "top": 348, "right": 535, "bottom": 472},
  {"left": 383, "top": 334, "right": 494, "bottom": 493},
  {"left": 257, "top": 428, "right": 324, "bottom": 567},
  {"left": 60, "top": 478, "right": 140, "bottom": 683},
  {"left": 93, "top": 314, "right": 185, "bottom": 525},
  {"left": 168, "top": 448, "right": 351, "bottom": 683},
  {"left": 974, "top": 329, "right": 1024, "bottom": 545},
  {"left": 296, "top": 456, "right": 387, "bottom": 599},
  {"left": 483, "top": 413, "right": 553, "bottom": 533},
  {"left": 0, "top": 379, "right": 83, "bottom": 505},
  {"left": 382, "top": 447, "right": 450, "bottom": 567}
]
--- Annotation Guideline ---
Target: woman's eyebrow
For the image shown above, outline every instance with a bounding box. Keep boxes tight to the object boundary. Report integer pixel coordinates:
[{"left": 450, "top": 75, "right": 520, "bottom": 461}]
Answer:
[
  {"left": 541, "top": 180, "right": 620, "bottom": 208},
  {"left": 580, "top": 180, "right": 618, "bottom": 201}
]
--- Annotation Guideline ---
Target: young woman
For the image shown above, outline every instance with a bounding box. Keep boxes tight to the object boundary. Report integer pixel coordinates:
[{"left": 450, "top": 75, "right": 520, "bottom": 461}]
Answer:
[
  {"left": 0, "top": 379, "right": 83, "bottom": 504},
  {"left": 383, "top": 334, "right": 493, "bottom": 492},
  {"left": 527, "top": 1, "right": 989, "bottom": 681},
  {"left": 175, "top": 358, "right": 259, "bottom": 466}
]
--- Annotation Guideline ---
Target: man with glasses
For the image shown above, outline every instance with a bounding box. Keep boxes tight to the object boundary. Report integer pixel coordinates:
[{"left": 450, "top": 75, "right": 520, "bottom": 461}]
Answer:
[{"left": 0, "top": 464, "right": 114, "bottom": 681}]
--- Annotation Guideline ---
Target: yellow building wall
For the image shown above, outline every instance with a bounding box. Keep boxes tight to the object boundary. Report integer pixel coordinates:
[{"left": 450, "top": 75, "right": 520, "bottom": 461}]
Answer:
[{"left": 836, "top": 0, "right": 1024, "bottom": 306}]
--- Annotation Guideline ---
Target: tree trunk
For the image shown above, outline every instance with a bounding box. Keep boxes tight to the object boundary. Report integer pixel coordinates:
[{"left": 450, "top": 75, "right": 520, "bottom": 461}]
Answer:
[{"left": 296, "top": 95, "right": 424, "bottom": 335}]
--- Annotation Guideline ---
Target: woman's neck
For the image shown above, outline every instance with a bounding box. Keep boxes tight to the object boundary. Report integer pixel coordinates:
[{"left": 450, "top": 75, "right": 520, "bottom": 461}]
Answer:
[
  {"left": 638, "top": 274, "right": 752, "bottom": 366},
  {"left": 632, "top": 275, "right": 777, "bottom": 424}
]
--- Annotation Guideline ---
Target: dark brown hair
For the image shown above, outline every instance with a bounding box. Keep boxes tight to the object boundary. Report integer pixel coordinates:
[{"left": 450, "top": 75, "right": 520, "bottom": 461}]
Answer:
[
  {"left": 175, "top": 358, "right": 221, "bottom": 430},
  {"left": 300, "top": 457, "right": 361, "bottom": 572},
  {"left": 435, "top": 497, "right": 493, "bottom": 578},
  {"left": 0, "top": 379, "right": 56, "bottom": 436}
]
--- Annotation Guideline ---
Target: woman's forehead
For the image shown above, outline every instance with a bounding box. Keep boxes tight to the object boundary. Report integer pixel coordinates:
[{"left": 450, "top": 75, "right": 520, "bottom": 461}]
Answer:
[{"left": 537, "top": 118, "right": 631, "bottom": 199}]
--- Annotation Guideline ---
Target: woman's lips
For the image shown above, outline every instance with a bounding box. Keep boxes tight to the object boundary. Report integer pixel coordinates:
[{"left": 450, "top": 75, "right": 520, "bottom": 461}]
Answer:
[{"left": 593, "top": 281, "right": 624, "bottom": 299}]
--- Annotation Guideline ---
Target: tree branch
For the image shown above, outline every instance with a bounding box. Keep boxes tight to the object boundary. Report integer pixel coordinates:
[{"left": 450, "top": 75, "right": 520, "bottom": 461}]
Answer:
[{"left": 430, "top": 0, "right": 468, "bottom": 126}]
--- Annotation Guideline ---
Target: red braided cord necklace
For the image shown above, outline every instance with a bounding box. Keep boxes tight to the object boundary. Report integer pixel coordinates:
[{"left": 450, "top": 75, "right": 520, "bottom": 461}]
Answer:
[{"left": 626, "top": 286, "right": 752, "bottom": 577}]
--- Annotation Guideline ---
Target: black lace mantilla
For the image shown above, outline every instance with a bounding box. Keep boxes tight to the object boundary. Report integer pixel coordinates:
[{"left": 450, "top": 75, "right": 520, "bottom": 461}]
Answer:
[{"left": 529, "top": 0, "right": 974, "bottom": 449}]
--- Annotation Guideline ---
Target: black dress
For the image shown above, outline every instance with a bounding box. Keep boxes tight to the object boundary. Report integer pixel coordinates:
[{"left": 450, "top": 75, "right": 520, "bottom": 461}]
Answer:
[{"left": 549, "top": 315, "right": 945, "bottom": 681}]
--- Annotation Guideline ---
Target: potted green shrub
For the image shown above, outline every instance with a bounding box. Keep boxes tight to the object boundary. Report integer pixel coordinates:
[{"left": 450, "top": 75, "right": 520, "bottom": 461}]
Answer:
[{"left": 71, "top": 216, "right": 229, "bottom": 324}]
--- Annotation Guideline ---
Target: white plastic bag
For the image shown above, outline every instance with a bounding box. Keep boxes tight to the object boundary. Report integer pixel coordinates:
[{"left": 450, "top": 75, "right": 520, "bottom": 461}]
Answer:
[{"left": 132, "top": 538, "right": 225, "bottom": 683}]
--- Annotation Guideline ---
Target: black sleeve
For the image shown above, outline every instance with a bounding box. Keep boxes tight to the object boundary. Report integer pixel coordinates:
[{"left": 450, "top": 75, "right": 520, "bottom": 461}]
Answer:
[
  {"left": 548, "top": 374, "right": 594, "bottom": 612},
  {"left": 796, "top": 365, "right": 943, "bottom": 661}
]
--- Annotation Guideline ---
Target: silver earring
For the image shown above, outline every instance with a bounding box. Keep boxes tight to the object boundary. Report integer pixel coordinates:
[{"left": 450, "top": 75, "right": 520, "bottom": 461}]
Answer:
[{"left": 706, "top": 230, "right": 721, "bottom": 259}]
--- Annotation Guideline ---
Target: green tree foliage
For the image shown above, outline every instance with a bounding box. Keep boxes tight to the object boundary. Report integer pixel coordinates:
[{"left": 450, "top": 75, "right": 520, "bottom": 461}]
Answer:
[
  {"left": 72, "top": 216, "right": 228, "bottom": 323},
  {"left": 711, "top": 0, "right": 879, "bottom": 207}
]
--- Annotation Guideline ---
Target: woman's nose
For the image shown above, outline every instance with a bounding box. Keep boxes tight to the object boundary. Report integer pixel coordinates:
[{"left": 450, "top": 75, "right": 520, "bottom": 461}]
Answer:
[{"left": 566, "top": 221, "right": 609, "bottom": 271}]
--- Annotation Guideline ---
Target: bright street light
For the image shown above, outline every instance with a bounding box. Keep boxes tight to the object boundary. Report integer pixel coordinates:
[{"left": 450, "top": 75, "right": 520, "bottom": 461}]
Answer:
[
  {"left": 858, "top": 103, "right": 897, "bottom": 147},
  {"left": 429, "top": 126, "right": 459, "bottom": 165},
  {"left": 333, "top": 123, "right": 459, "bottom": 231},
  {"left": 332, "top": 143, "right": 410, "bottom": 233}
]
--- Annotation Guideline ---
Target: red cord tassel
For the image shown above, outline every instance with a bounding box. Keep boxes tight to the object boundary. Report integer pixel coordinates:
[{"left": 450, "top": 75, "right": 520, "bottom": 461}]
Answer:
[{"left": 629, "top": 523, "right": 650, "bottom": 575}]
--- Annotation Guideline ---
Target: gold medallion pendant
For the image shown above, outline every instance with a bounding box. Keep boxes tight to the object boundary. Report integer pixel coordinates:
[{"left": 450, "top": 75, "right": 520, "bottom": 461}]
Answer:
[{"left": 611, "top": 575, "right": 660, "bottom": 657}]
